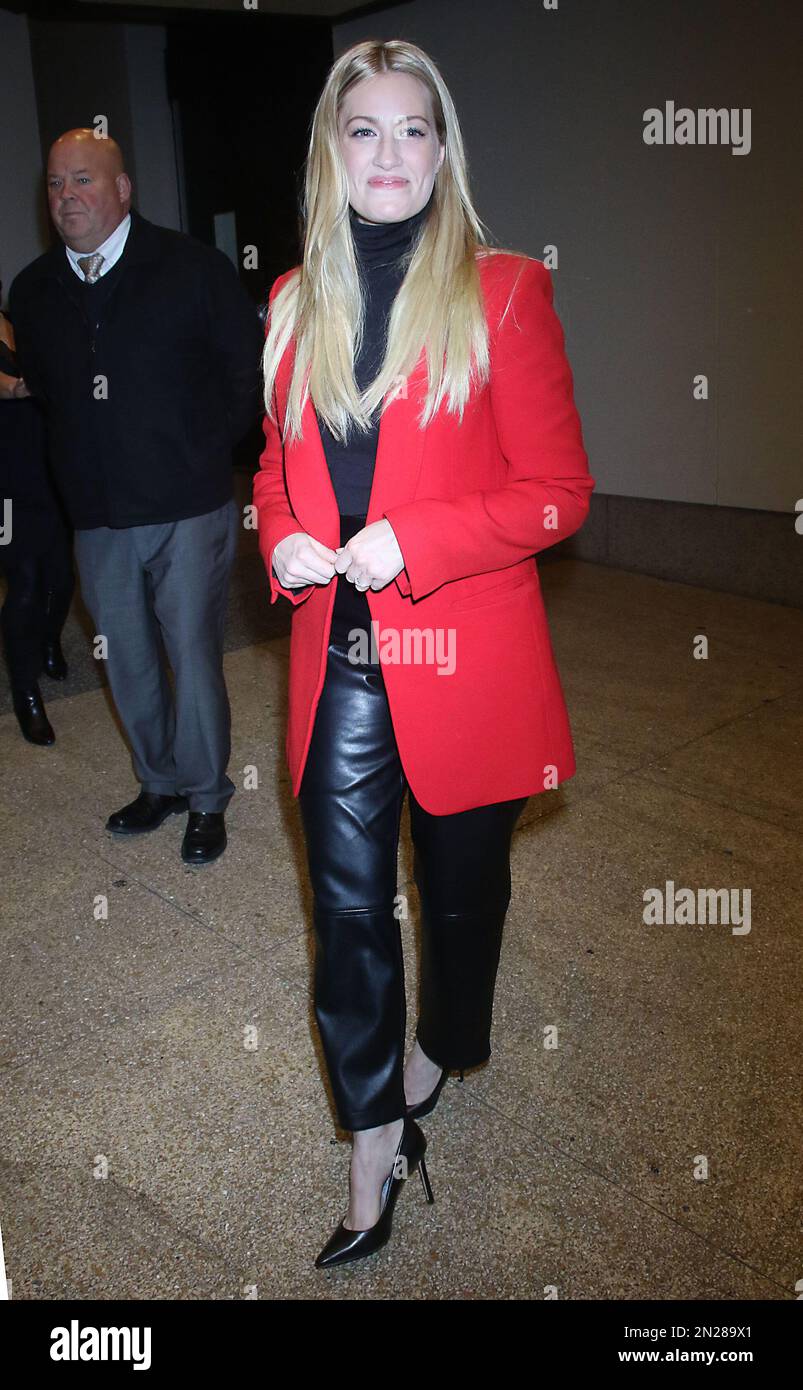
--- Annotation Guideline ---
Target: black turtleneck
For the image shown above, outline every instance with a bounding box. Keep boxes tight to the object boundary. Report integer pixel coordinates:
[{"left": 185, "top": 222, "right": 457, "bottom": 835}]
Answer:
[
  {"left": 316, "top": 192, "right": 432, "bottom": 511},
  {"left": 316, "top": 192, "right": 433, "bottom": 637}
]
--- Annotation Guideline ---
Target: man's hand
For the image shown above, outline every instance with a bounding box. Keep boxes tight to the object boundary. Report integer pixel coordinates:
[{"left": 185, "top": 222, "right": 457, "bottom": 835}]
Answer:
[
  {"left": 272, "top": 531, "right": 339, "bottom": 588},
  {"left": 335, "top": 518, "right": 405, "bottom": 592},
  {"left": 0, "top": 373, "right": 29, "bottom": 401}
]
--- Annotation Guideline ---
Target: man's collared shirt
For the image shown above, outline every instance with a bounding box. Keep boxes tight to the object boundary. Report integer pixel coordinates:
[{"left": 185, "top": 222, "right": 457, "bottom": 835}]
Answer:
[{"left": 65, "top": 213, "right": 132, "bottom": 281}]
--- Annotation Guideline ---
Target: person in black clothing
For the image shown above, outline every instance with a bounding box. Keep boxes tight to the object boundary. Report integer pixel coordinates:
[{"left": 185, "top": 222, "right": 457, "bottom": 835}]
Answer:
[
  {"left": 10, "top": 129, "right": 264, "bottom": 863},
  {"left": 0, "top": 288, "right": 74, "bottom": 744}
]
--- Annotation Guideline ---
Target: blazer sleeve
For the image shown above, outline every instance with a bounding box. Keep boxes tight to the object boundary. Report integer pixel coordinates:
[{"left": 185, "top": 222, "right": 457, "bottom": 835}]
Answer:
[
  {"left": 7, "top": 275, "right": 48, "bottom": 404},
  {"left": 381, "top": 257, "right": 595, "bottom": 601},
  {"left": 252, "top": 277, "right": 315, "bottom": 607}
]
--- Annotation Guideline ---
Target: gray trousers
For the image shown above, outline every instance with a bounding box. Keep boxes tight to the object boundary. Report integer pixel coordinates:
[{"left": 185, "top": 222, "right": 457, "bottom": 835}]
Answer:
[{"left": 74, "top": 499, "right": 239, "bottom": 813}]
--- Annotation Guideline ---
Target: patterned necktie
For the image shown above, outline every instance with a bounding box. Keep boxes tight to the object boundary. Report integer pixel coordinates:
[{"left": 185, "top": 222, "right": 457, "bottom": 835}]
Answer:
[{"left": 77, "top": 252, "right": 105, "bottom": 284}]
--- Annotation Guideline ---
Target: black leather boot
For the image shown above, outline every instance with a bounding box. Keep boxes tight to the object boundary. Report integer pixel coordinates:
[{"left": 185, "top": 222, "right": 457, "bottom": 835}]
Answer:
[
  {"left": 181, "top": 811, "right": 227, "bottom": 865},
  {"left": 42, "top": 637, "right": 68, "bottom": 681},
  {"left": 12, "top": 683, "right": 55, "bottom": 746}
]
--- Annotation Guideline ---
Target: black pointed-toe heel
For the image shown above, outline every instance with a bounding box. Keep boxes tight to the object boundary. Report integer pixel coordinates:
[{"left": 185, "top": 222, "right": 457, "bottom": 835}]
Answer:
[
  {"left": 315, "top": 1116, "right": 434, "bottom": 1270},
  {"left": 406, "top": 1066, "right": 464, "bottom": 1120}
]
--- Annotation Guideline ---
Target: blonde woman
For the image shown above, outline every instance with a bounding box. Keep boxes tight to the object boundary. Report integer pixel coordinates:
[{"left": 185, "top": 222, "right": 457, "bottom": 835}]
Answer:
[{"left": 254, "top": 38, "right": 594, "bottom": 1269}]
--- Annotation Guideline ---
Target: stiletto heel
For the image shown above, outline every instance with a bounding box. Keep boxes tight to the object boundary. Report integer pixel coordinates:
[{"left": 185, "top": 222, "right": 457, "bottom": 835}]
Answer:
[
  {"left": 315, "top": 1116, "right": 433, "bottom": 1269},
  {"left": 418, "top": 1156, "right": 434, "bottom": 1203}
]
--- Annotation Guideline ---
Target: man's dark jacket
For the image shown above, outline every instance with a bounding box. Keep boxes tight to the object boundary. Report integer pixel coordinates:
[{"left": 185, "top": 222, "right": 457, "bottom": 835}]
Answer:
[{"left": 8, "top": 208, "right": 264, "bottom": 529}]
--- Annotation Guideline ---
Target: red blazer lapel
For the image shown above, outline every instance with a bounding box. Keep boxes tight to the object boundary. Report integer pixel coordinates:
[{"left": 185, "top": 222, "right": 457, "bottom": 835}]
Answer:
[{"left": 365, "top": 355, "right": 429, "bottom": 526}]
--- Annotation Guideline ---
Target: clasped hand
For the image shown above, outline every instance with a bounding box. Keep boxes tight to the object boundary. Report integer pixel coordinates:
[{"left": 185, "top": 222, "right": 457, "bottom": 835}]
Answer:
[{"left": 272, "top": 519, "right": 404, "bottom": 593}]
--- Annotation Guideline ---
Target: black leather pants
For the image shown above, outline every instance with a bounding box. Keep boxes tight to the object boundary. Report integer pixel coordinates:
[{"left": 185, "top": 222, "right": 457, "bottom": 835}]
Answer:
[{"left": 298, "top": 517, "right": 527, "bottom": 1131}]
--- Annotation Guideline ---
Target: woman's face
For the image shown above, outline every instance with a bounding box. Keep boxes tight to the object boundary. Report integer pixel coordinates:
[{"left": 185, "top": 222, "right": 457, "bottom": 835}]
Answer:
[{"left": 339, "top": 71, "right": 445, "bottom": 225}]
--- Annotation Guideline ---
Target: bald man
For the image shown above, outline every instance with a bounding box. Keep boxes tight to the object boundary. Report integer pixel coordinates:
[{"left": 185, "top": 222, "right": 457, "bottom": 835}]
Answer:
[{"left": 10, "top": 130, "right": 264, "bottom": 864}]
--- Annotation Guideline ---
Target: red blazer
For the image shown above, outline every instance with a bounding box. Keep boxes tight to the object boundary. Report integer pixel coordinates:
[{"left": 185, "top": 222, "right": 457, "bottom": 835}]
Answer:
[{"left": 253, "top": 251, "right": 595, "bottom": 815}]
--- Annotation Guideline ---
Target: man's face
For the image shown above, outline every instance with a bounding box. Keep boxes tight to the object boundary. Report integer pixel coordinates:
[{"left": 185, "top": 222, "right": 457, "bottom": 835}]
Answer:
[{"left": 46, "top": 138, "right": 129, "bottom": 252}]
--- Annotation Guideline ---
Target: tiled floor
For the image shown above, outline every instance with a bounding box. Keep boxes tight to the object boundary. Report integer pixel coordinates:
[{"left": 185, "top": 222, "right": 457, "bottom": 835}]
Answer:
[{"left": 1, "top": 558, "right": 801, "bottom": 1299}]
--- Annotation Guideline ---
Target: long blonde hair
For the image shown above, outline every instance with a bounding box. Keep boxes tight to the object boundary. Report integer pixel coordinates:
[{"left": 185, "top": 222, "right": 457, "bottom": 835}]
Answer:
[{"left": 262, "top": 38, "right": 508, "bottom": 444}]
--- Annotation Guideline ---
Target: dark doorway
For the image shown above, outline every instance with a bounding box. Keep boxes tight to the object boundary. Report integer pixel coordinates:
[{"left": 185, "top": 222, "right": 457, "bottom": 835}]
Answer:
[
  {"left": 165, "top": 12, "right": 332, "bottom": 312},
  {"left": 163, "top": 12, "right": 332, "bottom": 471}
]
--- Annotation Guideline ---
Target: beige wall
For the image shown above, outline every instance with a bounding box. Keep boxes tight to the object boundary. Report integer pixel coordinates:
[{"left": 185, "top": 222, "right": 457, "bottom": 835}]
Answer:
[{"left": 335, "top": 0, "right": 802, "bottom": 513}]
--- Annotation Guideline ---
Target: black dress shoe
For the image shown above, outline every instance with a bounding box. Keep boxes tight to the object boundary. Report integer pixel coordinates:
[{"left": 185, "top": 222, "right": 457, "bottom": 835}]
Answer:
[
  {"left": 12, "top": 684, "right": 55, "bottom": 746},
  {"left": 42, "top": 638, "right": 68, "bottom": 681},
  {"left": 106, "top": 791, "right": 188, "bottom": 834},
  {"left": 181, "top": 811, "right": 227, "bottom": 865}
]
